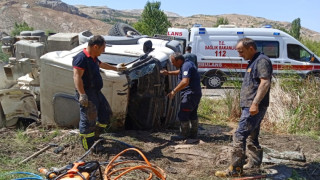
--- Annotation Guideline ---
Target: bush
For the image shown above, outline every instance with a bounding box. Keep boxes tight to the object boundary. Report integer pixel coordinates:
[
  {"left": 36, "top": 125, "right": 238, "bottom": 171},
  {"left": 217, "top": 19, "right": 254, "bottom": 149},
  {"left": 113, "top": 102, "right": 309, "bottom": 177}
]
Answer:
[
  {"left": 0, "top": 42, "right": 10, "bottom": 63},
  {"left": 11, "top": 22, "right": 34, "bottom": 36},
  {"left": 264, "top": 75, "right": 320, "bottom": 135},
  {"left": 301, "top": 39, "right": 320, "bottom": 57}
]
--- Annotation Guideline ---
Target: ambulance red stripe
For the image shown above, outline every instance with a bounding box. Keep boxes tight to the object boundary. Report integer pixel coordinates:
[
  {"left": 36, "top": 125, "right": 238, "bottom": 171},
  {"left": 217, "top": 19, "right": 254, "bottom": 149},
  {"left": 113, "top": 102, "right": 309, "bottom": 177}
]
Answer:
[{"left": 198, "top": 62, "right": 320, "bottom": 70}]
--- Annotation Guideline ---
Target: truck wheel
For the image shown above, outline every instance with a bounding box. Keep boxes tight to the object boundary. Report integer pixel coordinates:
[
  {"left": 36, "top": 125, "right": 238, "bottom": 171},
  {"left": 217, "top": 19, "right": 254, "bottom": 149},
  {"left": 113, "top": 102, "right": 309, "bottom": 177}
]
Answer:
[
  {"left": 205, "top": 74, "right": 223, "bottom": 89},
  {"left": 1, "top": 36, "right": 14, "bottom": 44},
  {"left": 20, "top": 31, "right": 32, "bottom": 36},
  {"left": 31, "top": 30, "right": 45, "bottom": 36},
  {"left": 108, "top": 23, "right": 141, "bottom": 36}
]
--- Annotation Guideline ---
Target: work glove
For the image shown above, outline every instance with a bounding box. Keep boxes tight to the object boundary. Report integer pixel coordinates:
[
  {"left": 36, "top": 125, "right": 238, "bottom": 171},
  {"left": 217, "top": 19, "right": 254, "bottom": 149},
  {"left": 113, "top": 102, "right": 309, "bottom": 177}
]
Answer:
[
  {"left": 79, "top": 94, "right": 88, "bottom": 107},
  {"left": 116, "top": 63, "right": 127, "bottom": 71}
]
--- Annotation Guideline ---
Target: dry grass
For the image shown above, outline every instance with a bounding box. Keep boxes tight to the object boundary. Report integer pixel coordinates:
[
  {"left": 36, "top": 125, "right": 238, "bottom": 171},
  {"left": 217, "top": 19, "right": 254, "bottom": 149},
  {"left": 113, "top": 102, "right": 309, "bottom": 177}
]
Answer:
[
  {"left": 264, "top": 77, "right": 320, "bottom": 135},
  {"left": 222, "top": 88, "right": 241, "bottom": 122},
  {"left": 263, "top": 78, "right": 294, "bottom": 133},
  {"left": 223, "top": 76, "right": 320, "bottom": 136}
]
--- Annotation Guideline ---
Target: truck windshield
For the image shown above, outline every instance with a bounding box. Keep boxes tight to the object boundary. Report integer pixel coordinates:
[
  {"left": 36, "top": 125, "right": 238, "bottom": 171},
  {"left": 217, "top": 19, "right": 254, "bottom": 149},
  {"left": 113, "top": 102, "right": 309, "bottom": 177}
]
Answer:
[{"left": 98, "top": 53, "right": 139, "bottom": 65}]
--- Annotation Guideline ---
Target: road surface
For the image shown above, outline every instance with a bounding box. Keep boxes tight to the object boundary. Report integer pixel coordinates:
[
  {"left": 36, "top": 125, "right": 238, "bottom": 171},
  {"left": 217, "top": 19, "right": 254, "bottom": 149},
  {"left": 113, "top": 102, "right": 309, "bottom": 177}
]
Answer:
[{"left": 201, "top": 87, "right": 236, "bottom": 99}]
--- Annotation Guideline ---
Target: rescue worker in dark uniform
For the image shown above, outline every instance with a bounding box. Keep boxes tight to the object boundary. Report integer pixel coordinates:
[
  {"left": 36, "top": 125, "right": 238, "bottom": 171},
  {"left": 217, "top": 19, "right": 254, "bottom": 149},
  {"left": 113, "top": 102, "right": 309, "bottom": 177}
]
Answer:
[
  {"left": 183, "top": 46, "right": 198, "bottom": 69},
  {"left": 161, "top": 52, "right": 202, "bottom": 140},
  {"left": 73, "top": 35, "right": 126, "bottom": 153},
  {"left": 215, "top": 38, "right": 273, "bottom": 177}
]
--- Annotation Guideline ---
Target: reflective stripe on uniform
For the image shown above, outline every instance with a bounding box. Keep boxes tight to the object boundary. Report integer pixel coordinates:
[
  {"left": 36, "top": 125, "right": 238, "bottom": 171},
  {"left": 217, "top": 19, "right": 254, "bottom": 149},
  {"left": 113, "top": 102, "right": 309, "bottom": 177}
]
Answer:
[
  {"left": 96, "top": 122, "right": 107, "bottom": 128},
  {"left": 82, "top": 137, "right": 88, "bottom": 150},
  {"left": 80, "top": 132, "right": 95, "bottom": 150},
  {"left": 80, "top": 132, "right": 95, "bottom": 138}
]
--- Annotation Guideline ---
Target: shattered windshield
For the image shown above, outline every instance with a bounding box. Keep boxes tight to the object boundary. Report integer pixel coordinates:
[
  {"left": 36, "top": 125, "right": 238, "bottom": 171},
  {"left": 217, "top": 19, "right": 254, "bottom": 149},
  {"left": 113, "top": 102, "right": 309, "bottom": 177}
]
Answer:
[
  {"left": 128, "top": 63, "right": 156, "bottom": 80},
  {"left": 98, "top": 53, "right": 139, "bottom": 65}
]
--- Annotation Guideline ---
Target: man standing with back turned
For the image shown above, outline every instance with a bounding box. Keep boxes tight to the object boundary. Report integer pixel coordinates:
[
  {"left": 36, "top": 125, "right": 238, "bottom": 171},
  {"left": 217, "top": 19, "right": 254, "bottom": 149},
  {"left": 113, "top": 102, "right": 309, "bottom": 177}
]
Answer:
[
  {"left": 161, "top": 52, "right": 202, "bottom": 140},
  {"left": 215, "top": 38, "right": 273, "bottom": 177},
  {"left": 183, "top": 46, "right": 198, "bottom": 69},
  {"left": 73, "top": 35, "right": 126, "bottom": 153}
]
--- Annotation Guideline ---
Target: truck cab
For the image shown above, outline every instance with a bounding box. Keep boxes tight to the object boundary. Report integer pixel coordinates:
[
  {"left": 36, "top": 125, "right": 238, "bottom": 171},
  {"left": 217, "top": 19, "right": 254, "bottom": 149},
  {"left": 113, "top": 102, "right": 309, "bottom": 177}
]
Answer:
[
  {"left": 1, "top": 30, "right": 182, "bottom": 130},
  {"left": 40, "top": 35, "right": 181, "bottom": 130}
]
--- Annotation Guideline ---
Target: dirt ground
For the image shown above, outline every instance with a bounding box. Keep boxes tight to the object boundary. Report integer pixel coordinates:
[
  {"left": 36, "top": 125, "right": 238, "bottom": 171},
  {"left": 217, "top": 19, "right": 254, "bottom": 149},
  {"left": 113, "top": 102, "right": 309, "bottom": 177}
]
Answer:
[{"left": 1, "top": 122, "right": 320, "bottom": 180}]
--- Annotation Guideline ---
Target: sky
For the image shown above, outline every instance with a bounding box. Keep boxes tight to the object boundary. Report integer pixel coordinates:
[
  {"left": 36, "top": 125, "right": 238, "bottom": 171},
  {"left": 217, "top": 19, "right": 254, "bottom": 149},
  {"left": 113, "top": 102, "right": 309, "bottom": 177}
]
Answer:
[{"left": 62, "top": 0, "right": 320, "bottom": 33}]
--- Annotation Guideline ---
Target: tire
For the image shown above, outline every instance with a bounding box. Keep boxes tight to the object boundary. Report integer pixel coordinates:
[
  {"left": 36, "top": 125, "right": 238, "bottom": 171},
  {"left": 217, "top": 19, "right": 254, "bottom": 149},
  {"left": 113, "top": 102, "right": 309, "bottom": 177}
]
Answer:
[
  {"left": 108, "top": 23, "right": 141, "bottom": 36},
  {"left": 1, "top": 36, "right": 14, "bottom": 44},
  {"left": 205, "top": 74, "right": 223, "bottom": 89},
  {"left": 78, "top": 30, "right": 93, "bottom": 45},
  {"left": 20, "top": 31, "right": 32, "bottom": 36},
  {"left": 31, "top": 30, "right": 46, "bottom": 36},
  {"left": 307, "top": 73, "right": 320, "bottom": 83},
  {"left": 31, "top": 30, "right": 45, "bottom": 36}
]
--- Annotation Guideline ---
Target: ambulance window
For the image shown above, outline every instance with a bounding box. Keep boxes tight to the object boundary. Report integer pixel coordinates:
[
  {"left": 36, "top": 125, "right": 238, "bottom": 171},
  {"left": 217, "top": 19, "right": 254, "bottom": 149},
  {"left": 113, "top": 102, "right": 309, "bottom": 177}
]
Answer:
[
  {"left": 255, "top": 41, "right": 279, "bottom": 58},
  {"left": 287, "top": 44, "right": 312, "bottom": 62}
]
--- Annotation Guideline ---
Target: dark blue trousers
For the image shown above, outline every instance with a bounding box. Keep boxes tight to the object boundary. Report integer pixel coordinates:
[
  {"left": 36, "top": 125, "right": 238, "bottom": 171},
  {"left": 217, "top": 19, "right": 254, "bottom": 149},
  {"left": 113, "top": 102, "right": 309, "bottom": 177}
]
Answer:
[
  {"left": 76, "top": 90, "right": 112, "bottom": 150},
  {"left": 178, "top": 93, "right": 202, "bottom": 122}
]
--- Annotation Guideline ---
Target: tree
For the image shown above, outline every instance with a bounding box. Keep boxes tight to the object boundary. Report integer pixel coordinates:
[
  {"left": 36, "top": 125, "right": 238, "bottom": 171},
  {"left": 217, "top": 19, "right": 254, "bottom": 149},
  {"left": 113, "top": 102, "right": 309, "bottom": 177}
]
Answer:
[
  {"left": 301, "top": 39, "right": 320, "bottom": 57},
  {"left": 276, "top": 26, "right": 290, "bottom": 34},
  {"left": 11, "top": 22, "right": 34, "bottom": 36},
  {"left": 214, "top": 17, "right": 229, "bottom": 27},
  {"left": 290, "top": 18, "right": 301, "bottom": 40},
  {"left": 133, "top": 1, "right": 171, "bottom": 36}
]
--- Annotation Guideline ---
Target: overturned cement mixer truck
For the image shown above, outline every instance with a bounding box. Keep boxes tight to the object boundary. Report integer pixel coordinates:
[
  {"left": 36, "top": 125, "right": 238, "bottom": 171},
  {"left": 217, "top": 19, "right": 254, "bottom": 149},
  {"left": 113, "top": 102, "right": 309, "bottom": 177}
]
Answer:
[{"left": 0, "top": 23, "right": 183, "bottom": 131}]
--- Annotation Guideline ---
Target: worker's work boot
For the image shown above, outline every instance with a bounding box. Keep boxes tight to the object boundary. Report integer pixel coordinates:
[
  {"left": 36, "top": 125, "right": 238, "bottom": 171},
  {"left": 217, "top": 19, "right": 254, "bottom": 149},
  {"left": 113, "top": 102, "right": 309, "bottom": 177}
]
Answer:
[
  {"left": 215, "top": 148, "right": 244, "bottom": 177},
  {"left": 243, "top": 145, "right": 263, "bottom": 169},
  {"left": 94, "top": 126, "right": 105, "bottom": 141},
  {"left": 80, "top": 136, "right": 95, "bottom": 151},
  {"left": 189, "top": 119, "right": 198, "bottom": 139},
  {"left": 171, "top": 121, "right": 190, "bottom": 141}
]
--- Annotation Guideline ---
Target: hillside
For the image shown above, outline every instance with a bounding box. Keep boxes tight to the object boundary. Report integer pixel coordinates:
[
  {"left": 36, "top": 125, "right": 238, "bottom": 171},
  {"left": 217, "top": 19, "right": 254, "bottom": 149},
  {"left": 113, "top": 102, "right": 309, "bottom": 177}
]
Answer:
[
  {"left": 0, "top": 0, "right": 112, "bottom": 34},
  {"left": 0, "top": 0, "right": 319, "bottom": 41}
]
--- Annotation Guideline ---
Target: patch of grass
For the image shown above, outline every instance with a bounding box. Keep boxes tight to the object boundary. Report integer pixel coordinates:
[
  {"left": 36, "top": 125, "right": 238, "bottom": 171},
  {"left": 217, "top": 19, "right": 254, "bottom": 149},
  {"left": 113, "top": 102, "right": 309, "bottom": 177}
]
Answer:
[
  {"left": 15, "top": 130, "right": 31, "bottom": 144},
  {"left": 198, "top": 97, "right": 229, "bottom": 125},
  {"left": 0, "top": 128, "right": 84, "bottom": 179},
  {"left": 262, "top": 74, "right": 320, "bottom": 137}
]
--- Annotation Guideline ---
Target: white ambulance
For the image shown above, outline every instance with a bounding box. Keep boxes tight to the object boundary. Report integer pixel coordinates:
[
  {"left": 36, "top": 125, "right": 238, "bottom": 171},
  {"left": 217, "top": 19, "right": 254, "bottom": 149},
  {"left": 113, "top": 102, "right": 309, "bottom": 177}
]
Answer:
[{"left": 167, "top": 26, "right": 320, "bottom": 88}]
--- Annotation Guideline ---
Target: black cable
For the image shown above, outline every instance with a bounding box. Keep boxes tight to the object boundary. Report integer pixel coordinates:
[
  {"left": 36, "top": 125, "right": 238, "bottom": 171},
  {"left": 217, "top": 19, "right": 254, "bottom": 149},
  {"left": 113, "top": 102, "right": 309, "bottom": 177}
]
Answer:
[
  {"left": 77, "top": 139, "right": 103, "bottom": 161},
  {"left": 53, "top": 172, "right": 68, "bottom": 180},
  {"left": 98, "top": 164, "right": 103, "bottom": 180},
  {"left": 76, "top": 171, "right": 86, "bottom": 180}
]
